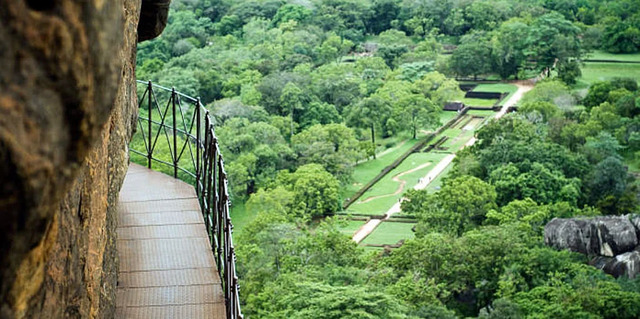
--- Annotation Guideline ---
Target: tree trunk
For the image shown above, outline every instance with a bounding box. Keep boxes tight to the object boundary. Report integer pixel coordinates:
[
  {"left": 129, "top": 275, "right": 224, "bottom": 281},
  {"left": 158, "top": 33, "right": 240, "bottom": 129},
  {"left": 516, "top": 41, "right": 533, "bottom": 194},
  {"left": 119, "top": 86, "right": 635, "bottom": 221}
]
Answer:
[{"left": 370, "top": 123, "right": 376, "bottom": 159}]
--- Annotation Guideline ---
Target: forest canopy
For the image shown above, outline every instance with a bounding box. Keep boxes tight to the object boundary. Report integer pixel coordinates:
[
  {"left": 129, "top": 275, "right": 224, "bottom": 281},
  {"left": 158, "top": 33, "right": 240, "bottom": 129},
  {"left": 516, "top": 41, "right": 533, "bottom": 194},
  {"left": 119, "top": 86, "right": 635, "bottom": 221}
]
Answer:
[{"left": 134, "top": 0, "right": 640, "bottom": 318}]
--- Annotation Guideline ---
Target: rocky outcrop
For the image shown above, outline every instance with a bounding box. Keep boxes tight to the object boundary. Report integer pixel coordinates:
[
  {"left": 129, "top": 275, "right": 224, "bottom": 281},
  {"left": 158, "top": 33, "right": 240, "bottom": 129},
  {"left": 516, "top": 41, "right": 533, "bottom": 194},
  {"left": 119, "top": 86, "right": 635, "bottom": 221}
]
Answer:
[
  {"left": 138, "top": 0, "right": 171, "bottom": 42},
  {"left": 0, "top": 0, "right": 165, "bottom": 318},
  {"left": 591, "top": 248, "right": 640, "bottom": 279},
  {"left": 545, "top": 216, "right": 638, "bottom": 257},
  {"left": 545, "top": 216, "right": 640, "bottom": 278}
]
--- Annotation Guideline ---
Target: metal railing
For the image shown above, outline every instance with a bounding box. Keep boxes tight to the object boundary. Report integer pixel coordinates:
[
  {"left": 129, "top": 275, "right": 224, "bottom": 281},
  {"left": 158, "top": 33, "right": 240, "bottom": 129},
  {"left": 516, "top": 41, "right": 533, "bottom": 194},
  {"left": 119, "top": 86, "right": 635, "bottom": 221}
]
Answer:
[{"left": 131, "top": 80, "right": 242, "bottom": 319}]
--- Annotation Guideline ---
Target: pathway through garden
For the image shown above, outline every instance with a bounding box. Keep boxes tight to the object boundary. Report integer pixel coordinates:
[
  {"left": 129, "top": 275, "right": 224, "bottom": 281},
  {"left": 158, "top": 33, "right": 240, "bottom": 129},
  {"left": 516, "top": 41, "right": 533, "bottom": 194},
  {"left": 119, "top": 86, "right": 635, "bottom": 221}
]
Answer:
[
  {"left": 352, "top": 83, "right": 533, "bottom": 243},
  {"left": 358, "top": 162, "right": 433, "bottom": 204}
]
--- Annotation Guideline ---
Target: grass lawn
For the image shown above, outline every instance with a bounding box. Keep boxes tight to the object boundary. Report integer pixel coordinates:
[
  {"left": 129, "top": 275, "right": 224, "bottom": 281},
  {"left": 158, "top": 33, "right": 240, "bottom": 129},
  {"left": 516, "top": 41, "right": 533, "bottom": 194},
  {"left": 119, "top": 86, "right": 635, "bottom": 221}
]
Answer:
[
  {"left": 347, "top": 152, "right": 448, "bottom": 215},
  {"left": 361, "top": 222, "right": 416, "bottom": 245},
  {"left": 434, "top": 116, "right": 482, "bottom": 152},
  {"left": 343, "top": 138, "right": 421, "bottom": 200},
  {"left": 586, "top": 50, "right": 640, "bottom": 62},
  {"left": 337, "top": 220, "right": 366, "bottom": 237},
  {"left": 441, "top": 131, "right": 473, "bottom": 151},
  {"left": 473, "top": 83, "right": 518, "bottom": 93},
  {"left": 343, "top": 112, "right": 463, "bottom": 200},
  {"left": 473, "top": 83, "right": 518, "bottom": 102},
  {"left": 576, "top": 62, "right": 640, "bottom": 88},
  {"left": 461, "top": 98, "right": 498, "bottom": 107},
  {"left": 425, "top": 162, "right": 454, "bottom": 193},
  {"left": 468, "top": 109, "right": 497, "bottom": 117},
  {"left": 439, "top": 111, "right": 459, "bottom": 125}
]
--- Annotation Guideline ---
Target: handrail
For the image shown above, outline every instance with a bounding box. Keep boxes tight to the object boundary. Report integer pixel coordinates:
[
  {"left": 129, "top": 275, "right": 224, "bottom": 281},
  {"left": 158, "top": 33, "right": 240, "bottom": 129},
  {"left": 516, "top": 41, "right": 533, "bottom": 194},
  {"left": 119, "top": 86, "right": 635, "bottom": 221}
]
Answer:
[{"left": 131, "top": 80, "right": 243, "bottom": 319}]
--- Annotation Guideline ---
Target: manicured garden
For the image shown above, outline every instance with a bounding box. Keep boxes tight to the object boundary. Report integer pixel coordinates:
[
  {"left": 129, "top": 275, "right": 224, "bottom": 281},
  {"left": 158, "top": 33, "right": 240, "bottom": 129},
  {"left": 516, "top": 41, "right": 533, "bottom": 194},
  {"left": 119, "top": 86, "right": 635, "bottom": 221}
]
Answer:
[
  {"left": 361, "top": 222, "right": 416, "bottom": 246},
  {"left": 346, "top": 112, "right": 488, "bottom": 216},
  {"left": 342, "top": 137, "right": 421, "bottom": 200},
  {"left": 342, "top": 111, "right": 462, "bottom": 201},
  {"left": 346, "top": 152, "right": 448, "bottom": 215},
  {"left": 461, "top": 97, "right": 498, "bottom": 107},
  {"left": 337, "top": 219, "right": 366, "bottom": 237},
  {"left": 473, "top": 83, "right": 518, "bottom": 102}
]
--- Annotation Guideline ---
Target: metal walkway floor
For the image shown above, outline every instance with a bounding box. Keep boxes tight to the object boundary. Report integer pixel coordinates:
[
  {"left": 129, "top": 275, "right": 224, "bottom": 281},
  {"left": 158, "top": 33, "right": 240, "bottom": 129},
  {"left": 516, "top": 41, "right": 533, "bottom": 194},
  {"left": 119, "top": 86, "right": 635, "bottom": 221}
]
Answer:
[{"left": 116, "top": 163, "right": 226, "bottom": 318}]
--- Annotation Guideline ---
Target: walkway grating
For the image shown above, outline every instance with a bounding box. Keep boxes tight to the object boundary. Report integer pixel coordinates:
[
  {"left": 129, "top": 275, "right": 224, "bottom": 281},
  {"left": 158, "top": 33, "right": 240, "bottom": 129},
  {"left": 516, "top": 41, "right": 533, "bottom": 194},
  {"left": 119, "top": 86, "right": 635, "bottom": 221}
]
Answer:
[{"left": 116, "top": 163, "right": 226, "bottom": 318}]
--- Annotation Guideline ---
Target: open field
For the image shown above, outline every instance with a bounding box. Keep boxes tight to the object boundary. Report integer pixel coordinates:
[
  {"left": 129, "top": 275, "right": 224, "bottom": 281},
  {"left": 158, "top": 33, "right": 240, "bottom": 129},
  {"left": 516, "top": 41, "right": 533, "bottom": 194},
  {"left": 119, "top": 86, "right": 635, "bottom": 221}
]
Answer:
[
  {"left": 586, "top": 50, "right": 640, "bottom": 62},
  {"left": 576, "top": 62, "right": 640, "bottom": 88},
  {"left": 361, "top": 222, "right": 416, "bottom": 245},
  {"left": 346, "top": 114, "right": 485, "bottom": 216}
]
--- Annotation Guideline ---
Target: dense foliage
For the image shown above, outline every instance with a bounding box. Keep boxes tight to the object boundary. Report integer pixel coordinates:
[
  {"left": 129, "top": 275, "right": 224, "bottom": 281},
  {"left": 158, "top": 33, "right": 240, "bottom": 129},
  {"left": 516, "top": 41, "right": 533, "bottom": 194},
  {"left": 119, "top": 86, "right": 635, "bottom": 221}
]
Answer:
[{"left": 135, "top": 0, "right": 640, "bottom": 317}]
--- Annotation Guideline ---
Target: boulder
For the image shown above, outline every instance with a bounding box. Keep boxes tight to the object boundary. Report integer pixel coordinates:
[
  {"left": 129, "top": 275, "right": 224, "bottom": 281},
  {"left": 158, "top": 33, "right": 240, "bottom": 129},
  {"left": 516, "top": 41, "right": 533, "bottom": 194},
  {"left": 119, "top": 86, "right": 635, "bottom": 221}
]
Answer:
[
  {"left": 591, "top": 247, "right": 640, "bottom": 278},
  {"left": 545, "top": 216, "right": 638, "bottom": 257},
  {"left": 138, "top": 0, "right": 171, "bottom": 42},
  {"left": 631, "top": 215, "right": 640, "bottom": 241}
]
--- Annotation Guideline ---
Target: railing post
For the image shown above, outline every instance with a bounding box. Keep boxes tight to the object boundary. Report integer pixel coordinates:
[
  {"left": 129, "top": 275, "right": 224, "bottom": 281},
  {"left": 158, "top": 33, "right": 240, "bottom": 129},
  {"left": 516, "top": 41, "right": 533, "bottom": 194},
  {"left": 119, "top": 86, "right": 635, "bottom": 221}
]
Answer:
[
  {"left": 147, "top": 80, "right": 153, "bottom": 169},
  {"left": 172, "top": 88, "right": 178, "bottom": 178},
  {"left": 196, "top": 98, "right": 201, "bottom": 196}
]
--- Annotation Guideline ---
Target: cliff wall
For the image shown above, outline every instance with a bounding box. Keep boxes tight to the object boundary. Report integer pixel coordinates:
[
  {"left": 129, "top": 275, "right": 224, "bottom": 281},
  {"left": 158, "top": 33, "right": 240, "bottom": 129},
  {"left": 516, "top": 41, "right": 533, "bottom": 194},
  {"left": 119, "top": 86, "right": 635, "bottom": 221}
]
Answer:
[{"left": 0, "top": 1, "right": 167, "bottom": 317}]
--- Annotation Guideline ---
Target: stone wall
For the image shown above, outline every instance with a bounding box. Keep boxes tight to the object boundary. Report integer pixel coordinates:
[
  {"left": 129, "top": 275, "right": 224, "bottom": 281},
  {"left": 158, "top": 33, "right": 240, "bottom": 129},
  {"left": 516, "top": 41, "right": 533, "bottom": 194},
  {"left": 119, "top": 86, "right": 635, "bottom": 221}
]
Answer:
[{"left": 0, "top": 0, "right": 170, "bottom": 317}]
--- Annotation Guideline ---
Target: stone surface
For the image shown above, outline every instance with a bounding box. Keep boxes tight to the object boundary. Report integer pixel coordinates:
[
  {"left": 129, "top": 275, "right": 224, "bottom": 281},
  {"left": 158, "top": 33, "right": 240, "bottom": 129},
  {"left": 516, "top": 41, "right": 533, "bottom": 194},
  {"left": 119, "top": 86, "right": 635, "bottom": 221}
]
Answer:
[
  {"left": 545, "top": 216, "right": 638, "bottom": 257},
  {"left": 591, "top": 247, "right": 640, "bottom": 278},
  {"left": 0, "top": 0, "right": 167, "bottom": 317},
  {"left": 138, "top": 0, "right": 171, "bottom": 42}
]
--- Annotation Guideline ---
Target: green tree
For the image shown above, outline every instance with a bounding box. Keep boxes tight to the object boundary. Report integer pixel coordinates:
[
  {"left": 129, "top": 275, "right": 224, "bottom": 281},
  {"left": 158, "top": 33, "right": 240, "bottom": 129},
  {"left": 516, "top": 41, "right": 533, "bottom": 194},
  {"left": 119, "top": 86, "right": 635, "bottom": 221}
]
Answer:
[
  {"left": 528, "top": 12, "right": 582, "bottom": 76},
  {"left": 317, "top": 34, "right": 354, "bottom": 64},
  {"left": 519, "top": 101, "right": 561, "bottom": 122},
  {"left": 345, "top": 96, "right": 392, "bottom": 151},
  {"left": 292, "top": 124, "right": 362, "bottom": 181},
  {"left": 557, "top": 60, "right": 582, "bottom": 85},
  {"left": 414, "top": 71, "right": 464, "bottom": 107},
  {"left": 450, "top": 32, "right": 492, "bottom": 79},
  {"left": 491, "top": 19, "right": 529, "bottom": 79},
  {"left": 404, "top": 175, "right": 497, "bottom": 236},
  {"left": 366, "top": 0, "right": 401, "bottom": 34},
  {"left": 602, "top": 17, "right": 640, "bottom": 53},
  {"left": 393, "top": 94, "right": 440, "bottom": 139},
  {"left": 272, "top": 4, "right": 312, "bottom": 26},
  {"left": 275, "top": 164, "right": 340, "bottom": 220}
]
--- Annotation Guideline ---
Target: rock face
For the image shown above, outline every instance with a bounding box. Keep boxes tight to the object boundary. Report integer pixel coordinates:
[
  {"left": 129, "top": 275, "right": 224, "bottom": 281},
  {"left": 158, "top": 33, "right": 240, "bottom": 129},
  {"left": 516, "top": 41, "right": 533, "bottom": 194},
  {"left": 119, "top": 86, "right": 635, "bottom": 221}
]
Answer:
[
  {"left": 545, "top": 216, "right": 638, "bottom": 257},
  {"left": 0, "top": 0, "right": 167, "bottom": 317},
  {"left": 591, "top": 248, "right": 640, "bottom": 278},
  {"left": 545, "top": 216, "right": 640, "bottom": 278},
  {"left": 138, "top": 0, "right": 171, "bottom": 42}
]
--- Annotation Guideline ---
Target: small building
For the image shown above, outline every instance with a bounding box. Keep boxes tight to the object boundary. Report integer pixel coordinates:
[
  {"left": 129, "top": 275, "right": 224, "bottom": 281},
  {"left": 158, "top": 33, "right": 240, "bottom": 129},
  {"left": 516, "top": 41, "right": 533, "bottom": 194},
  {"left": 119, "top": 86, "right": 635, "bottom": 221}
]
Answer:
[{"left": 444, "top": 101, "right": 465, "bottom": 111}]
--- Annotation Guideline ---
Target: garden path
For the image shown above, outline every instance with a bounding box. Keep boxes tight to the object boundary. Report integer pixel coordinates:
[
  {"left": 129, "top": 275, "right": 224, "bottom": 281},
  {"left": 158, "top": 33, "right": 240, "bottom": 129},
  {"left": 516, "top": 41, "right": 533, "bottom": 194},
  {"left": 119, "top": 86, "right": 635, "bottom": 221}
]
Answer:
[{"left": 352, "top": 83, "right": 533, "bottom": 243}]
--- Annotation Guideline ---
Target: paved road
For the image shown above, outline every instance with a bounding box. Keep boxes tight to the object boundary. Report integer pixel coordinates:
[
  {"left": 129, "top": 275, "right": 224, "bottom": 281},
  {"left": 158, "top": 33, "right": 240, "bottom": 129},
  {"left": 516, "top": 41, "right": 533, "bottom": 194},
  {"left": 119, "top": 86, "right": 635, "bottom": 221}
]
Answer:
[{"left": 352, "top": 84, "right": 533, "bottom": 243}]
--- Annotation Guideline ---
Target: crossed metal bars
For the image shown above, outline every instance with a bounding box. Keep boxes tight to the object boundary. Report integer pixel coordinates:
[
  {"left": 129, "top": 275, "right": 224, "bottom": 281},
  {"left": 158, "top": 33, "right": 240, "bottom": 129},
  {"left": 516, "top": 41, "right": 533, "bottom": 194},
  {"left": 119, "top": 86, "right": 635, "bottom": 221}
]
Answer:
[{"left": 131, "top": 80, "right": 243, "bottom": 319}]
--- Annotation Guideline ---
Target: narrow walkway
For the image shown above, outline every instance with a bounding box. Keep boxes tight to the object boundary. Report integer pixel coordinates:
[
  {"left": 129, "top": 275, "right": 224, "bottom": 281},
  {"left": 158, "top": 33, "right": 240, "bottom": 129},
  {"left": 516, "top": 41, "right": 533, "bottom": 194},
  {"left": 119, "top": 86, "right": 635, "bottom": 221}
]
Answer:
[{"left": 115, "top": 163, "right": 225, "bottom": 318}]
